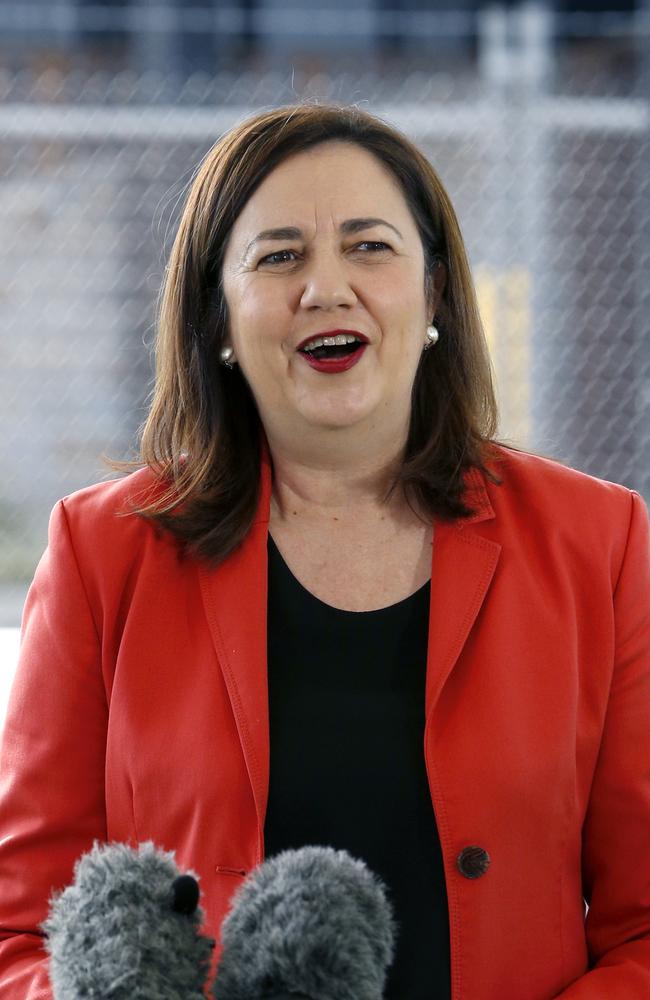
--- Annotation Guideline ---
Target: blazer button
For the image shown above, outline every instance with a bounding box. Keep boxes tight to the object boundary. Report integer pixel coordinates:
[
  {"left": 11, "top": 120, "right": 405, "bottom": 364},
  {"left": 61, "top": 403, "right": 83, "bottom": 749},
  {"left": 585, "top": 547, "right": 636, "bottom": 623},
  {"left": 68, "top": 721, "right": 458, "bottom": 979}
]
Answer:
[{"left": 457, "top": 846, "right": 490, "bottom": 879}]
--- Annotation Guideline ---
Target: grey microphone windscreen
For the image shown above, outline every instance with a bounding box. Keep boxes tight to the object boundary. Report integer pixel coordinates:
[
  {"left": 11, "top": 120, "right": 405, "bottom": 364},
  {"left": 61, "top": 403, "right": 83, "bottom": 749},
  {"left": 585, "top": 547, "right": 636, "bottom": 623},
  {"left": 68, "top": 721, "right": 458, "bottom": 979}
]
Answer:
[
  {"left": 213, "top": 845, "right": 396, "bottom": 1000},
  {"left": 41, "top": 840, "right": 215, "bottom": 999}
]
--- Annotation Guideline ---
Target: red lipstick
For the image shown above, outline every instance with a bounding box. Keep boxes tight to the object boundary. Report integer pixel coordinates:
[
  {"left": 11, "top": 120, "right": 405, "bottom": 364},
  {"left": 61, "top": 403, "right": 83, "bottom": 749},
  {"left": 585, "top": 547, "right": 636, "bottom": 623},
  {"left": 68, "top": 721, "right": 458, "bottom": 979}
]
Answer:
[
  {"left": 296, "top": 329, "right": 370, "bottom": 373},
  {"left": 299, "top": 343, "right": 367, "bottom": 374}
]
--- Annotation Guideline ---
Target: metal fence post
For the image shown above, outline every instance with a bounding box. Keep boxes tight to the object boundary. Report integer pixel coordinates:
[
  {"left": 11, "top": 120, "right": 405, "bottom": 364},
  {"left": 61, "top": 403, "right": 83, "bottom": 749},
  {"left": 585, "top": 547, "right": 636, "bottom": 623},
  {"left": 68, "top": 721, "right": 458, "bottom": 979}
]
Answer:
[
  {"left": 513, "top": 2, "right": 559, "bottom": 460},
  {"left": 477, "top": 3, "right": 554, "bottom": 452},
  {"left": 634, "top": 0, "right": 650, "bottom": 497}
]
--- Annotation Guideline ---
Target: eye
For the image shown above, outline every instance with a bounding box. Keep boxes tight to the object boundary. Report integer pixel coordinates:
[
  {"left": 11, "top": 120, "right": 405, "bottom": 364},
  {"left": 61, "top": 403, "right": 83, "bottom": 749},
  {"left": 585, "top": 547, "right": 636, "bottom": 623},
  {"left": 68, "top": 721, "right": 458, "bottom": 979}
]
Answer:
[
  {"left": 258, "top": 241, "right": 392, "bottom": 266},
  {"left": 259, "top": 249, "right": 297, "bottom": 266},
  {"left": 357, "top": 241, "right": 391, "bottom": 253}
]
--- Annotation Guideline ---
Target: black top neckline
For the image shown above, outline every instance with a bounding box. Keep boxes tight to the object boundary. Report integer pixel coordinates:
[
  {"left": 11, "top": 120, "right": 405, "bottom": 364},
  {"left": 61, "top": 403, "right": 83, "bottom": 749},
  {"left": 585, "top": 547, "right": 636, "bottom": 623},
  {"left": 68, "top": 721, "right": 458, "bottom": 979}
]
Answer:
[{"left": 267, "top": 531, "right": 431, "bottom": 616}]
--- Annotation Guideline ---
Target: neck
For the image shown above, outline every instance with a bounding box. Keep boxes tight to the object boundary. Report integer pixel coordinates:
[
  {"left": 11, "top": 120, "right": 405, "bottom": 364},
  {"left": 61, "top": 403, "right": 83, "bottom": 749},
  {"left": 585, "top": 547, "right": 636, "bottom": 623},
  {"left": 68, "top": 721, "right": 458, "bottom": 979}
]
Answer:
[{"left": 266, "top": 438, "right": 412, "bottom": 525}]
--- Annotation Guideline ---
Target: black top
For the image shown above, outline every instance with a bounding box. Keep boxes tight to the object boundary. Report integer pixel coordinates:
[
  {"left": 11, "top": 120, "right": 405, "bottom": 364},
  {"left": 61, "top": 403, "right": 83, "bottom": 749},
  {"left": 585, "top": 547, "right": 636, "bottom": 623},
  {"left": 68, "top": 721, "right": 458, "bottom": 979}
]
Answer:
[{"left": 264, "top": 533, "right": 451, "bottom": 999}]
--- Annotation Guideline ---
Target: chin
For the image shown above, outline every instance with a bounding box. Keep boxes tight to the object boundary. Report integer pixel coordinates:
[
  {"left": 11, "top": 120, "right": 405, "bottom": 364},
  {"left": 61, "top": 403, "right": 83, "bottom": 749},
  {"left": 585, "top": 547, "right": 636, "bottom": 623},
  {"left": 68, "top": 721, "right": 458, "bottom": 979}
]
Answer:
[
  {"left": 302, "top": 409, "right": 369, "bottom": 430},
  {"left": 292, "top": 387, "right": 381, "bottom": 429}
]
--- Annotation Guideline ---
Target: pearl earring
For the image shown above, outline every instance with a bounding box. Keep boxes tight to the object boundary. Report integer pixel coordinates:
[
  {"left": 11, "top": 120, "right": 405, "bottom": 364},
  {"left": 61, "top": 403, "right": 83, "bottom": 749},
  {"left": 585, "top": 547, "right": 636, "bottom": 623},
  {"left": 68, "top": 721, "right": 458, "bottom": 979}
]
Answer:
[
  {"left": 220, "top": 345, "right": 235, "bottom": 368},
  {"left": 423, "top": 324, "right": 439, "bottom": 350}
]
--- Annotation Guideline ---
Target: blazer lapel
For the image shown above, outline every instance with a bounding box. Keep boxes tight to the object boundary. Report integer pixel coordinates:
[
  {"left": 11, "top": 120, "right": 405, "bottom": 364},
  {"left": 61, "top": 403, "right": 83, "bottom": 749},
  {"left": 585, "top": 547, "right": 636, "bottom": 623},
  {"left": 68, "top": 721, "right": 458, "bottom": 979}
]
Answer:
[
  {"left": 425, "top": 469, "right": 501, "bottom": 717},
  {"left": 198, "top": 434, "right": 274, "bottom": 852}
]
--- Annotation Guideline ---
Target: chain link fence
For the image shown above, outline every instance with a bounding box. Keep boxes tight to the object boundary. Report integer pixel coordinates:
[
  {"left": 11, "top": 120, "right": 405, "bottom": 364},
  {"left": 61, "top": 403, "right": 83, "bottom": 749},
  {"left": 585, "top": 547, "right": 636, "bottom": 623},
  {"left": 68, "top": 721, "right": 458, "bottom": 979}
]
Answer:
[{"left": 2, "top": 9, "right": 650, "bottom": 624}]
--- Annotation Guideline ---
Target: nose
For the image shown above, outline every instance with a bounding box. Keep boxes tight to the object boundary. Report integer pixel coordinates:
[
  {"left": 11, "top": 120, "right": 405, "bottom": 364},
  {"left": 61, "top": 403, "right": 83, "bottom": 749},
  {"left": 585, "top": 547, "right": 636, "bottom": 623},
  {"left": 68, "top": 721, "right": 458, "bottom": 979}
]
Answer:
[{"left": 298, "top": 249, "right": 358, "bottom": 311}]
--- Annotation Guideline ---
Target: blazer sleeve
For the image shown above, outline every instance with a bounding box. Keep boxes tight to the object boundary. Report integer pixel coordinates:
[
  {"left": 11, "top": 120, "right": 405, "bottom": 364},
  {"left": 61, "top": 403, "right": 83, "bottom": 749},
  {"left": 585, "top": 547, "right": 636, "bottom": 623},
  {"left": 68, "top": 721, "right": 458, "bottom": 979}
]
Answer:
[
  {"left": 555, "top": 488, "right": 650, "bottom": 997},
  {"left": 0, "top": 499, "right": 108, "bottom": 999}
]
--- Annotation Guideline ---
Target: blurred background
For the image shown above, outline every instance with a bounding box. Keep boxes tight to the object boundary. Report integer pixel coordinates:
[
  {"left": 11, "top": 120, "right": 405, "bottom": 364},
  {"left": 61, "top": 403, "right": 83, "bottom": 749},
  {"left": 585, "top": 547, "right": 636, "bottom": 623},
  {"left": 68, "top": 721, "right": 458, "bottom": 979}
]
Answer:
[{"left": 1, "top": 0, "right": 649, "bottom": 662}]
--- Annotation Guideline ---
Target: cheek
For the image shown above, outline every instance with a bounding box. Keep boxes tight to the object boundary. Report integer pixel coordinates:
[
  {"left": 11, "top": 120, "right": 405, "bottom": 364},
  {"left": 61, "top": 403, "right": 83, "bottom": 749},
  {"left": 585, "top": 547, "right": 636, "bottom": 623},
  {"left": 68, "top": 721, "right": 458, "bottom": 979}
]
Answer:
[
  {"left": 239, "top": 287, "right": 288, "bottom": 337},
  {"left": 235, "top": 354, "right": 281, "bottom": 411},
  {"left": 375, "top": 272, "right": 424, "bottom": 314}
]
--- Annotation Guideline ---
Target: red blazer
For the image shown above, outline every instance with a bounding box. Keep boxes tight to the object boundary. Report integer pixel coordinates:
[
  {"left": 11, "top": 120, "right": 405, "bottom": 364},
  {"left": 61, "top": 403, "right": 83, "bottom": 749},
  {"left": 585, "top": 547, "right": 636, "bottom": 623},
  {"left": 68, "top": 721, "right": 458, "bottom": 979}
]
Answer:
[{"left": 1, "top": 441, "right": 649, "bottom": 999}]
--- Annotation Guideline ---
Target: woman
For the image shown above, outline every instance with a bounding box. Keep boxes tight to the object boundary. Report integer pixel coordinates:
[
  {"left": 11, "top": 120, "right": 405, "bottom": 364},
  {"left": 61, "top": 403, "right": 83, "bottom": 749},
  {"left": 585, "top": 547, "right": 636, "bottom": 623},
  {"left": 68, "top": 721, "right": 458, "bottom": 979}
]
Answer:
[{"left": 0, "top": 102, "right": 648, "bottom": 999}]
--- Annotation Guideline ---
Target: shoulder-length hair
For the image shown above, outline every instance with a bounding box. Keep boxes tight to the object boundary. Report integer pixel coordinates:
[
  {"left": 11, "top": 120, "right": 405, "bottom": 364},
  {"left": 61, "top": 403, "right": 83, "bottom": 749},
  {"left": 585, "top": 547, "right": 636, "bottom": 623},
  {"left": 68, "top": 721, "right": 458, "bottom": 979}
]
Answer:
[{"left": 122, "top": 101, "right": 518, "bottom": 565}]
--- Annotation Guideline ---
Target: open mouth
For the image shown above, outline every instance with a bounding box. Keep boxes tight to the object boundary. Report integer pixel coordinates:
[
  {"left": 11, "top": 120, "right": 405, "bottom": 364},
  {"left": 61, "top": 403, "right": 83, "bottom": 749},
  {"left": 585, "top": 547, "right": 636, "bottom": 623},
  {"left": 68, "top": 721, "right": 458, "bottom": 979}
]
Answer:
[{"left": 300, "top": 342, "right": 361, "bottom": 360}]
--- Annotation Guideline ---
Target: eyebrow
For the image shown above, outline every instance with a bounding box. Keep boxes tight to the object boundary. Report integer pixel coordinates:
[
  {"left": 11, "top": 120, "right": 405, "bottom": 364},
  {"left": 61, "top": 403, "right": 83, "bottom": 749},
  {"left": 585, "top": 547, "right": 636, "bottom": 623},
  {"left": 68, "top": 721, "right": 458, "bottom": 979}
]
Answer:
[{"left": 243, "top": 217, "right": 403, "bottom": 258}]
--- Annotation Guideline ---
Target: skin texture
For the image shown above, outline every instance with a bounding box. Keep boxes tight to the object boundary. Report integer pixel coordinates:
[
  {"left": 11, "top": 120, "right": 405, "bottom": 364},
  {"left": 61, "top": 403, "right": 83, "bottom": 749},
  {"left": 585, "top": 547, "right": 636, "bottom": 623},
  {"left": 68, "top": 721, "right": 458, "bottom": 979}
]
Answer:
[{"left": 221, "top": 140, "right": 446, "bottom": 528}]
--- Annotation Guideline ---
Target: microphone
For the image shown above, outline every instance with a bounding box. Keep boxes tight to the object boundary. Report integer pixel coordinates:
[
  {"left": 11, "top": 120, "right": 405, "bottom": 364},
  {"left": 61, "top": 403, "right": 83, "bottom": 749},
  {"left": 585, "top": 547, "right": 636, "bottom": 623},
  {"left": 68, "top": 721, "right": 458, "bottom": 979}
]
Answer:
[
  {"left": 41, "top": 839, "right": 215, "bottom": 999},
  {"left": 213, "top": 845, "right": 396, "bottom": 1000}
]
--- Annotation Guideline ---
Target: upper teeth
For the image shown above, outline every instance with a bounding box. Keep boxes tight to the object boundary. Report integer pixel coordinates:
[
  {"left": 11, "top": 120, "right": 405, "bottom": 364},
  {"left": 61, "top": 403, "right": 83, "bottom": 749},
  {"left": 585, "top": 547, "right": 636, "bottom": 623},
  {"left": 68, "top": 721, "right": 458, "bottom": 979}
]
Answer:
[{"left": 301, "top": 334, "right": 362, "bottom": 352}]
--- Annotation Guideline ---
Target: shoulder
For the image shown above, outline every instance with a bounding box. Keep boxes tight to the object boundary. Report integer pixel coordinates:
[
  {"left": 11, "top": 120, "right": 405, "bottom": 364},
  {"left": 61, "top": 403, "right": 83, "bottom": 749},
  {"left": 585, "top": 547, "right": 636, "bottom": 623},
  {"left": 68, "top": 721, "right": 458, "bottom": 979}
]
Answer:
[
  {"left": 485, "top": 442, "right": 636, "bottom": 513},
  {"left": 53, "top": 466, "right": 180, "bottom": 569},
  {"left": 58, "top": 466, "right": 165, "bottom": 519},
  {"left": 56, "top": 466, "right": 166, "bottom": 534},
  {"left": 33, "top": 468, "right": 196, "bottom": 644},
  {"left": 480, "top": 443, "right": 642, "bottom": 568}
]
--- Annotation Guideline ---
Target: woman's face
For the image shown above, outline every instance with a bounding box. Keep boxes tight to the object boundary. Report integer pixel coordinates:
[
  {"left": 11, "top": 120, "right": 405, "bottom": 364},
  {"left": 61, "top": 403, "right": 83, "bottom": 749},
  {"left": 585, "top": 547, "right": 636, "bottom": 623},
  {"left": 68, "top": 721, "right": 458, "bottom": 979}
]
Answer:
[{"left": 221, "top": 140, "right": 445, "bottom": 442}]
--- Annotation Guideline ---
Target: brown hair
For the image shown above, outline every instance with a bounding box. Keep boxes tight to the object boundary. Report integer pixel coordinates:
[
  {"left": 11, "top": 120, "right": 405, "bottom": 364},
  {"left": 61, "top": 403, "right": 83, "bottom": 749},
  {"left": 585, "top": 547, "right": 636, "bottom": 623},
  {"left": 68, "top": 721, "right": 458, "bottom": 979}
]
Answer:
[{"left": 121, "top": 101, "right": 530, "bottom": 565}]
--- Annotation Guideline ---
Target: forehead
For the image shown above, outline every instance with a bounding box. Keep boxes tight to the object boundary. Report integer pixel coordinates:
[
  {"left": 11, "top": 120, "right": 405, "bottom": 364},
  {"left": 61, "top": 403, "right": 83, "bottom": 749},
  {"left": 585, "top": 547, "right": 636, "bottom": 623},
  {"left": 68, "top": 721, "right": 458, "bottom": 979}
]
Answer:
[{"left": 229, "top": 141, "right": 413, "bottom": 243}]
